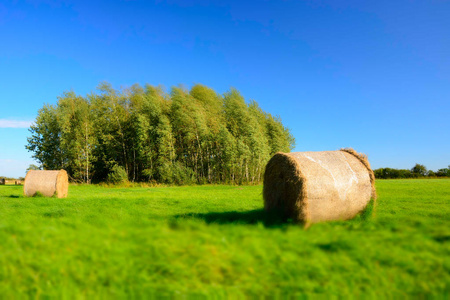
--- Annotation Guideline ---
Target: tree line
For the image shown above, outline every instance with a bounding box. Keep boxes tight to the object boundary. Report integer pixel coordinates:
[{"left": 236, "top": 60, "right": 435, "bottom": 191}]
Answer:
[
  {"left": 26, "top": 82, "right": 295, "bottom": 184},
  {"left": 374, "top": 164, "right": 450, "bottom": 179}
]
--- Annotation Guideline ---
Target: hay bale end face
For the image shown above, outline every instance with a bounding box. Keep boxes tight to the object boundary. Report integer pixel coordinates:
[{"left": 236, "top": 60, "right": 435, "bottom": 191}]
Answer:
[
  {"left": 24, "top": 170, "right": 69, "bottom": 198},
  {"left": 263, "top": 149, "right": 376, "bottom": 224}
]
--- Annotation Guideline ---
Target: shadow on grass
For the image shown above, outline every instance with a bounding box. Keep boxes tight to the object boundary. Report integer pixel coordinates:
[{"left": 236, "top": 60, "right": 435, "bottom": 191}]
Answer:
[
  {"left": 174, "top": 209, "right": 296, "bottom": 228},
  {"left": 6, "top": 195, "right": 20, "bottom": 198},
  {"left": 174, "top": 199, "right": 376, "bottom": 229}
]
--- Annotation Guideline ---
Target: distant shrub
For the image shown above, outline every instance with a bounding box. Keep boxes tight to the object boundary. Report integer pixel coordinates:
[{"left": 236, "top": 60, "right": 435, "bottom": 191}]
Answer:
[
  {"left": 158, "top": 162, "right": 195, "bottom": 185},
  {"left": 411, "top": 164, "right": 427, "bottom": 177},
  {"left": 374, "top": 168, "right": 413, "bottom": 179},
  {"left": 172, "top": 162, "right": 195, "bottom": 185},
  {"left": 436, "top": 168, "right": 450, "bottom": 177},
  {"left": 107, "top": 165, "right": 128, "bottom": 184},
  {"left": 374, "top": 165, "right": 450, "bottom": 179}
]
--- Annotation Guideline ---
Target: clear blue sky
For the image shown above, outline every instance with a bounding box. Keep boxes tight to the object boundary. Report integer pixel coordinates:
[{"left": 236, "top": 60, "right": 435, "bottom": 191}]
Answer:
[{"left": 1, "top": 0, "right": 449, "bottom": 178}]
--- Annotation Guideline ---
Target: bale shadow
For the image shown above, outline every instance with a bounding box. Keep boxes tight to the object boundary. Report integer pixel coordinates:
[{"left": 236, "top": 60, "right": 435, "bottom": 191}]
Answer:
[
  {"left": 175, "top": 209, "right": 296, "bottom": 228},
  {"left": 6, "top": 195, "right": 20, "bottom": 198}
]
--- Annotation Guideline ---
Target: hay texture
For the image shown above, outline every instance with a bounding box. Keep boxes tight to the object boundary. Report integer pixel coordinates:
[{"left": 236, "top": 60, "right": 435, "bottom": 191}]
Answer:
[
  {"left": 263, "top": 149, "right": 376, "bottom": 224},
  {"left": 24, "top": 170, "right": 68, "bottom": 198}
]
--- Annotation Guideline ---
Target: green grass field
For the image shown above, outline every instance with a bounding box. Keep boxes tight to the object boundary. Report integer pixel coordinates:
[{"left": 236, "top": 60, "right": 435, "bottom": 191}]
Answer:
[{"left": 0, "top": 179, "right": 449, "bottom": 297}]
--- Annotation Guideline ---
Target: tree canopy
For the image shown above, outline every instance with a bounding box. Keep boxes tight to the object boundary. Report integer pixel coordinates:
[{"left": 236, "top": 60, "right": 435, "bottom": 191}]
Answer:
[
  {"left": 374, "top": 164, "right": 450, "bottom": 179},
  {"left": 26, "top": 83, "right": 295, "bottom": 184}
]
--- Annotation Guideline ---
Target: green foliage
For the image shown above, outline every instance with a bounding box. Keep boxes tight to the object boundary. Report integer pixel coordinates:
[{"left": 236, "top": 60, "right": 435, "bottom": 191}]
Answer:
[
  {"left": 374, "top": 167, "right": 414, "bottom": 179},
  {"left": 57, "top": 91, "right": 96, "bottom": 183},
  {"left": 26, "top": 104, "right": 63, "bottom": 170},
  {"left": 436, "top": 168, "right": 450, "bottom": 177},
  {"left": 374, "top": 164, "right": 450, "bottom": 179},
  {"left": 411, "top": 163, "right": 427, "bottom": 177},
  {"left": 107, "top": 165, "right": 128, "bottom": 184},
  {"left": 157, "top": 161, "right": 195, "bottom": 185},
  {"left": 25, "top": 164, "right": 41, "bottom": 173},
  {"left": 0, "top": 179, "right": 449, "bottom": 297},
  {"left": 26, "top": 82, "right": 295, "bottom": 184}
]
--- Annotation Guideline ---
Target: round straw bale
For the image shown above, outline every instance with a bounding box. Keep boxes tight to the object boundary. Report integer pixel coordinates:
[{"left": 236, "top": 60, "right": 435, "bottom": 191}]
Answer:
[
  {"left": 0, "top": 178, "right": 5, "bottom": 185},
  {"left": 263, "top": 149, "right": 376, "bottom": 224},
  {"left": 24, "top": 170, "right": 69, "bottom": 198}
]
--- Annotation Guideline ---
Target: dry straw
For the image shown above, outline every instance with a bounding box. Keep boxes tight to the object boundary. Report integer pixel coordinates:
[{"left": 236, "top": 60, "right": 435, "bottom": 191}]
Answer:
[
  {"left": 24, "top": 170, "right": 69, "bottom": 198},
  {"left": 263, "top": 148, "right": 376, "bottom": 225}
]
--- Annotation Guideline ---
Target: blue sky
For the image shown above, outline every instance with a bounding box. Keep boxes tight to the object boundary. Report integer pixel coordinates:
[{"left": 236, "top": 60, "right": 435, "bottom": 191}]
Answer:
[{"left": 0, "top": 0, "right": 449, "bottom": 178}]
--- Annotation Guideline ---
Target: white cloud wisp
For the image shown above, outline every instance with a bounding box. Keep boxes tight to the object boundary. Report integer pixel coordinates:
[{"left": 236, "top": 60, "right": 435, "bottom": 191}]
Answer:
[{"left": 0, "top": 119, "right": 33, "bottom": 128}]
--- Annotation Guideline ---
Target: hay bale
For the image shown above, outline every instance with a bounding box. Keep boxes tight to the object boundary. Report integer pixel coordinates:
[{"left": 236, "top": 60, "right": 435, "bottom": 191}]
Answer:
[
  {"left": 263, "top": 149, "right": 376, "bottom": 224},
  {"left": 0, "top": 178, "right": 5, "bottom": 185},
  {"left": 23, "top": 170, "right": 68, "bottom": 198}
]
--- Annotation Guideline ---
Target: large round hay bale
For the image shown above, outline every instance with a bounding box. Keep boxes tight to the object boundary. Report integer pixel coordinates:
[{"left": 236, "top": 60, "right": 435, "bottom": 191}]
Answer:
[
  {"left": 263, "top": 149, "right": 376, "bottom": 224},
  {"left": 23, "top": 170, "right": 69, "bottom": 198}
]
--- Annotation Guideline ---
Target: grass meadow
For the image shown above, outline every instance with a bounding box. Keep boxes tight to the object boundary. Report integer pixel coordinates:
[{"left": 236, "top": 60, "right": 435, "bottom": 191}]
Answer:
[{"left": 0, "top": 179, "right": 449, "bottom": 297}]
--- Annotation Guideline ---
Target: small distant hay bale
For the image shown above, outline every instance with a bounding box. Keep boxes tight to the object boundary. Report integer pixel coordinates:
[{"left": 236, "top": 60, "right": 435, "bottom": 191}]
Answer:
[
  {"left": 0, "top": 178, "right": 5, "bottom": 185},
  {"left": 263, "top": 149, "right": 376, "bottom": 225},
  {"left": 24, "top": 170, "right": 69, "bottom": 198},
  {"left": 15, "top": 180, "right": 23, "bottom": 185}
]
